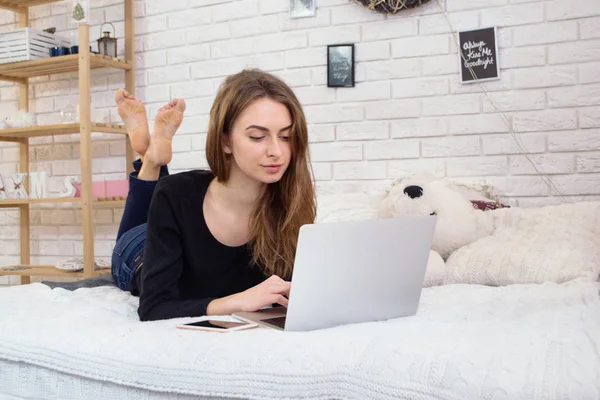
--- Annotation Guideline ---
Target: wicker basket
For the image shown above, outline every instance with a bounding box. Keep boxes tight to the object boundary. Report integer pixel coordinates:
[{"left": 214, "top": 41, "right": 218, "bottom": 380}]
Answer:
[
  {"left": 0, "top": 28, "right": 70, "bottom": 65},
  {"left": 354, "top": 0, "right": 431, "bottom": 13}
]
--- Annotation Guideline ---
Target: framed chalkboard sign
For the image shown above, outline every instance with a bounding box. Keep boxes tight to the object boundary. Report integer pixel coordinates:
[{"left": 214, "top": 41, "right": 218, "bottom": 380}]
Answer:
[
  {"left": 457, "top": 27, "right": 500, "bottom": 84},
  {"left": 327, "top": 44, "right": 355, "bottom": 88}
]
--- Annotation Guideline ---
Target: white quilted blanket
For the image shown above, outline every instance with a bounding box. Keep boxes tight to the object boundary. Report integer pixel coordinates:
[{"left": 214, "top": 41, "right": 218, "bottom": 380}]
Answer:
[{"left": 1, "top": 282, "right": 600, "bottom": 400}]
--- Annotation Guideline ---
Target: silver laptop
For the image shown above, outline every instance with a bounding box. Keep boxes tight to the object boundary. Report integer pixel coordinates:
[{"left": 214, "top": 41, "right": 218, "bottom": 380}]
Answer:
[{"left": 233, "top": 215, "right": 436, "bottom": 332}]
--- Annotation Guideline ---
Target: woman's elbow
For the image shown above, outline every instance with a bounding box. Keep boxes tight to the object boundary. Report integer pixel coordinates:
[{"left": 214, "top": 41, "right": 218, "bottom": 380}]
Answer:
[
  {"left": 137, "top": 302, "right": 163, "bottom": 322},
  {"left": 137, "top": 307, "right": 153, "bottom": 322}
]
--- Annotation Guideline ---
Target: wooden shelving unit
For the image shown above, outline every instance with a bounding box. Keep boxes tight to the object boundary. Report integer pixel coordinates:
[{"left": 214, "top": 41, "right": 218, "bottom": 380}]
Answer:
[
  {"left": 0, "top": 0, "right": 62, "bottom": 12},
  {"left": 0, "top": 0, "right": 135, "bottom": 283},
  {"left": 0, "top": 122, "right": 127, "bottom": 139},
  {"left": 0, "top": 197, "right": 126, "bottom": 208},
  {"left": 0, "top": 53, "right": 132, "bottom": 81},
  {"left": 0, "top": 123, "right": 127, "bottom": 142},
  {"left": 0, "top": 265, "right": 100, "bottom": 278}
]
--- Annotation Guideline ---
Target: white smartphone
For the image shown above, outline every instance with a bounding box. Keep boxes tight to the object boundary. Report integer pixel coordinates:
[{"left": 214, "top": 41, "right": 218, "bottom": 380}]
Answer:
[{"left": 176, "top": 319, "right": 259, "bottom": 333}]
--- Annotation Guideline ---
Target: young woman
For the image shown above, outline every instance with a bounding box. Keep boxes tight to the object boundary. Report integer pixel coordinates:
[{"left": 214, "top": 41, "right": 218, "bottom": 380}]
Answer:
[{"left": 111, "top": 69, "right": 316, "bottom": 321}]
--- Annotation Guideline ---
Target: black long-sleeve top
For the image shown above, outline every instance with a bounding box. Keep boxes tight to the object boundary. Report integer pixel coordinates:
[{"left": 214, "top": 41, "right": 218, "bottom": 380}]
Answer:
[{"left": 130, "top": 170, "right": 266, "bottom": 321}]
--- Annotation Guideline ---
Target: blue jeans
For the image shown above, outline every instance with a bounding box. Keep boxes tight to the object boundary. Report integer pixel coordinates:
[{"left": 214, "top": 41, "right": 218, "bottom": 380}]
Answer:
[{"left": 111, "top": 160, "right": 169, "bottom": 292}]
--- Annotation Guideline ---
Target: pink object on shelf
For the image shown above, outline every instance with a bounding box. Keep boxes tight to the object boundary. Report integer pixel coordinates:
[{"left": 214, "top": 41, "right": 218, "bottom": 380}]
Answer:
[
  {"left": 73, "top": 180, "right": 129, "bottom": 198},
  {"left": 105, "top": 180, "right": 129, "bottom": 197}
]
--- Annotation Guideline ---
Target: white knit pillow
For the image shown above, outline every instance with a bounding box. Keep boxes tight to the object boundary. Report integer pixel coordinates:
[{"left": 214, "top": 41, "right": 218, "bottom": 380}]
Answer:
[
  {"left": 316, "top": 193, "right": 382, "bottom": 223},
  {"left": 445, "top": 201, "right": 600, "bottom": 285}
]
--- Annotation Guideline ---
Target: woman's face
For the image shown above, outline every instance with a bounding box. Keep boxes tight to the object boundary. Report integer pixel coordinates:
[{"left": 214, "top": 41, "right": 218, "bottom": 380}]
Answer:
[{"left": 225, "top": 98, "right": 293, "bottom": 184}]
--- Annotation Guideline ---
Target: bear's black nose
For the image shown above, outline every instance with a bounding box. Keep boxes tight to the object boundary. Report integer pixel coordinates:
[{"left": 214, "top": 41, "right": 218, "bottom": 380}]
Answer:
[{"left": 404, "top": 185, "right": 423, "bottom": 199}]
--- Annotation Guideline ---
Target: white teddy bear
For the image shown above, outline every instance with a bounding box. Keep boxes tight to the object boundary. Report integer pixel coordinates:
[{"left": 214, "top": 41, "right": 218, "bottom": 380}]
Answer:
[
  {"left": 379, "top": 172, "right": 600, "bottom": 287},
  {"left": 379, "top": 171, "right": 496, "bottom": 260}
]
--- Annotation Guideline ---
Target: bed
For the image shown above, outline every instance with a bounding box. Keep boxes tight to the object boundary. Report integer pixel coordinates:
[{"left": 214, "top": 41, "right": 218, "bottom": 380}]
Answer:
[
  {"left": 2, "top": 191, "right": 600, "bottom": 399},
  {"left": 1, "top": 280, "right": 599, "bottom": 400}
]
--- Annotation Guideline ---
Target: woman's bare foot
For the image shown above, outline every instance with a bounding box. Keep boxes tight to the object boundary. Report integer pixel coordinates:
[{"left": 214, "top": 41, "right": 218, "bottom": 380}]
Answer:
[
  {"left": 114, "top": 88, "right": 150, "bottom": 156},
  {"left": 145, "top": 98, "right": 186, "bottom": 166}
]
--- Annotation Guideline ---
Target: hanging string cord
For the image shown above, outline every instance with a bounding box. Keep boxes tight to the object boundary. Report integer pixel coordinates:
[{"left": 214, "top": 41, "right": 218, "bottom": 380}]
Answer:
[{"left": 433, "top": 0, "right": 566, "bottom": 202}]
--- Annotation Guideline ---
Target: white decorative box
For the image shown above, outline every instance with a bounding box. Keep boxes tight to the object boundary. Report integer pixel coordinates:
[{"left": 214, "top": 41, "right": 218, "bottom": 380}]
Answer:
[{"left": 0, "top": 28, "right": 70, "bottom": 65}]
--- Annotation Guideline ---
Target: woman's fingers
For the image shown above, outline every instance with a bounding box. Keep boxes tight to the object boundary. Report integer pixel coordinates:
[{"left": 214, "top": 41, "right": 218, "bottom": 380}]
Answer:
[
  {"left": 269, "top": 283, "right": 291, "bottom": 298},
  {"left": 270, "top": 281, "right": 291, "bottom": 291},
  {"left": 272, "top": 294, "right": 289, "bottom": 308},
  {"left": 244, "top": 277, "right": 291, "bottom": 310},
  {"left": 268, "top": 274, "right": 283, "bottom": 282}
]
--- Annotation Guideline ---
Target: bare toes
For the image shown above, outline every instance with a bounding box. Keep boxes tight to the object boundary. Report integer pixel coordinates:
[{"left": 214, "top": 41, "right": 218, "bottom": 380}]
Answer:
[
  {"left": 114, "top": 89, "right": 126, "bottom": 104},
  {"left": 173, "top": 99, "right": 186, "bottom": 112}
]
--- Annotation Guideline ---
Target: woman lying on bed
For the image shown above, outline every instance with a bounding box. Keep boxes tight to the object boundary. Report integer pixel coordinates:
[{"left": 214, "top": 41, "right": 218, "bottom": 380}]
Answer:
[{"left": 111, "top": 69, "right": 316, "bottom": 321}]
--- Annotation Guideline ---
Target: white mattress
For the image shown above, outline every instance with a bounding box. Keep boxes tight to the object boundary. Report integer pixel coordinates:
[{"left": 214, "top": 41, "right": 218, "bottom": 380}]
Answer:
[{"left": 1, "top": 282, "right": 599, "bottom": 400}]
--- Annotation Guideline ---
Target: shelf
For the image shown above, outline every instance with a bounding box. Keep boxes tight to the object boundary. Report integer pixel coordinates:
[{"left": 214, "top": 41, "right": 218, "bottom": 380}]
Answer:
[
  {"left": 91, "top": 198, "right": 127, "bottom": 207},
  {"left": 0, "top": 122, "right": 127, "bottom": 140},
  {"left": 0, "top": 0, "right": 63, "bottom": 12},
  {"left": 0, "top": 265, "right": 110, "bottom": 278},
  {"left": 0, "top": 197, "right": 126, "bottom": 208},
  {"left": 1, "top": 2, "right": 136, "bottom": 284},
  {"left": 0, "top": 53, "right": 132, "bottom": 81}
]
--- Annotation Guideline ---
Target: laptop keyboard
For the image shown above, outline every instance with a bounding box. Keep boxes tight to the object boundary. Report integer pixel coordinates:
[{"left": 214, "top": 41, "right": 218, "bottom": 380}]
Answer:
[{"left": 262, "top": 316, "right": 286, "bottom": 329}]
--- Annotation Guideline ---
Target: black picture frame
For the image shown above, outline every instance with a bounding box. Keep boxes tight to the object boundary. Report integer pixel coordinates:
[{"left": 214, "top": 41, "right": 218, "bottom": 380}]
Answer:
[
  {"left": 457, "top": 26, "right": 500, "bottom": 84},
  {"left": 327, "top": 44, "right": 355, "bottom": 88}
]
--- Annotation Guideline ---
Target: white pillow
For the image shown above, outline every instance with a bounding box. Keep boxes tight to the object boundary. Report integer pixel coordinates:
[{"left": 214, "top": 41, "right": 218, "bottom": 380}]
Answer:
[
  {"left": 445, "top": 201, "right": 600, "bottom": 285},
  {"left": 316, "top": 193, "right": 383, "bottom": 223}
]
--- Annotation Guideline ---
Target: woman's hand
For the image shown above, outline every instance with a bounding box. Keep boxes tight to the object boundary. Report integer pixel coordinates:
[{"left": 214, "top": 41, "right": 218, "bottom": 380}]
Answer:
[
  {"left": 206, "top": 275, "right": 290, "bottom": 315},
  {"left": 237, "top": 275, "right": 291, "bottom": 311}
]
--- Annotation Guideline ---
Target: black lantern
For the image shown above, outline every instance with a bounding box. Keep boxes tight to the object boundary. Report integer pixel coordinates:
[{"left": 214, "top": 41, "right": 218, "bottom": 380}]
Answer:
[{"left": 97, "top": 22, "right": 117, "bottom": 57}]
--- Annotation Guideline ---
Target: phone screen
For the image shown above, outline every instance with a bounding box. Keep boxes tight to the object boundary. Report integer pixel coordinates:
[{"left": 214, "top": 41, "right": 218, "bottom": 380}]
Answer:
[{"left": 184, "top": 320, "right": 250, "bottom": 330}]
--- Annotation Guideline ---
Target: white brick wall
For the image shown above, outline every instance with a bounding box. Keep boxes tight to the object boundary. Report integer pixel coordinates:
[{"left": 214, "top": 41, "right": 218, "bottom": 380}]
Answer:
[{"left": 1, "top": 0, "right": 600, "bottom": 284}]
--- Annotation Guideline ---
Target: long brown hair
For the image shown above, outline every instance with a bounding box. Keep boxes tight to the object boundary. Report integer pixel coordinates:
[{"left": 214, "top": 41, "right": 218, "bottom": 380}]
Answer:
[{"left": 206, "top": 69, "right": 316, "bottom": 279}]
